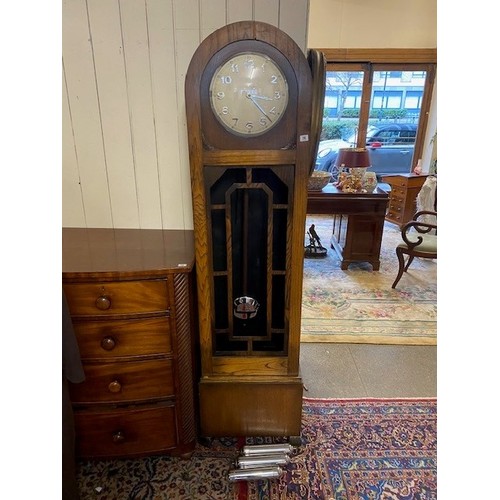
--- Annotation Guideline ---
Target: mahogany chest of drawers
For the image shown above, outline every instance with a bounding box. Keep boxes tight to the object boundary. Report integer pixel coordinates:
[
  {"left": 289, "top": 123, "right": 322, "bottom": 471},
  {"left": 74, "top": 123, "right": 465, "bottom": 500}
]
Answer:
[
  {"left": 381, "top": 174, "right": 428, "bottom": 228},
  {"left": 62, "top": 228, "right": 198, "bottom": 459}
]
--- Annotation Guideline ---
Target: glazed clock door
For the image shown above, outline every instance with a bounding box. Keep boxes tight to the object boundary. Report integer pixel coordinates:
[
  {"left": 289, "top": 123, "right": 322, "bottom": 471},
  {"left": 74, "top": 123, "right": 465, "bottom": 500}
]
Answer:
[{"left": 185, "top": 21, "right": 314, "bottom": 440}]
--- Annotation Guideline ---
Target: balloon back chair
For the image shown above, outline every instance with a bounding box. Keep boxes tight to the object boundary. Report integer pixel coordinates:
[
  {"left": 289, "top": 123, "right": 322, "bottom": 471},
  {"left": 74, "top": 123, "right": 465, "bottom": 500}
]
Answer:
[{"left": 391, "top": 210, "right": 437, "bottom": 288}]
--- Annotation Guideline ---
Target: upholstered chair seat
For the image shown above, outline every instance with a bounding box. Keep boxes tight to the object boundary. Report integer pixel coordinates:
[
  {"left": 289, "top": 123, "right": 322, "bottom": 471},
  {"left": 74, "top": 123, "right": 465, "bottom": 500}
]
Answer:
[
  {"left": 392, "top": 210, "right": 437, "bottom": 288},
  {"left": 396, "top": 233, "right": 437, "bottom": 254}
]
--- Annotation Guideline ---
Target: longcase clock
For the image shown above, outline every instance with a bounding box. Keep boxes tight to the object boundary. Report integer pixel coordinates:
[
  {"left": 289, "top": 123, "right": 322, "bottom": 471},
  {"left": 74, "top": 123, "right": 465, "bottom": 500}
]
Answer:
[{"left": 185, "top": 21, "right": 314, "bottom": 441}]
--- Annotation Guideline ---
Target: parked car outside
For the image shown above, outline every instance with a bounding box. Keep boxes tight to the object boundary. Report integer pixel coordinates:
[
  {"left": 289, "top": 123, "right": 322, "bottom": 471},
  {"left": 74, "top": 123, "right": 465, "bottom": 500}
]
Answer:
[{"left": 315, "top": 123, "right": 417, "bottom": 181}]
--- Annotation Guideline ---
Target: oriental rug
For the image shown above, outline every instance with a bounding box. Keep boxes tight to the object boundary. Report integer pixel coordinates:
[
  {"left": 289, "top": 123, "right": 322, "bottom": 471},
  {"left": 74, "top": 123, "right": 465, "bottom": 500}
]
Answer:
[
  {"left": 76, "top": 398, "right": 437, "bottom": 500},
  {"left": 301, "top": 215, "right": 437, "bottom": 345}
]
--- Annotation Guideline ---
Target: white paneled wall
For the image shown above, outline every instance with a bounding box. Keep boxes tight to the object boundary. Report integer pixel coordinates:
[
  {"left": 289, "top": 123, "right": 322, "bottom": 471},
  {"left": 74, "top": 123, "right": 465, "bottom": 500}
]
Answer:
[{"left": 62, "top": 0, "right": 310, "bottom": 229}]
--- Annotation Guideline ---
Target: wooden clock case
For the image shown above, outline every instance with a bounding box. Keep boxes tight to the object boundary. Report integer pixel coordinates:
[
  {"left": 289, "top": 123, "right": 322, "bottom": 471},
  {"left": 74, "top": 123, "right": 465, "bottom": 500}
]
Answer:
[{"left": 185, "top": 21, "right": 313, "bottom": 440}]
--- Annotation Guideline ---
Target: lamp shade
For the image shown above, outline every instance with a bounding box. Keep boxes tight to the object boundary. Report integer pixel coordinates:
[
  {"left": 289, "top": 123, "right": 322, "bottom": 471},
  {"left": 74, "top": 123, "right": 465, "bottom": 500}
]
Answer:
[{"left": 335, "top": 148, "right": 371, "bottom": 168}]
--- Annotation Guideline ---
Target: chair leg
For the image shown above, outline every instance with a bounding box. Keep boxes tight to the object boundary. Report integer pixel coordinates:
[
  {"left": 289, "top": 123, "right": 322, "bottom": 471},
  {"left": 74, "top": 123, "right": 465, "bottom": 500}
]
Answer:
[
  {"left": 403, "top": 255, "right": 415, "bottom": 272},
  {"left": 392, "top": 249, "right": 406, "bottom": 288}
]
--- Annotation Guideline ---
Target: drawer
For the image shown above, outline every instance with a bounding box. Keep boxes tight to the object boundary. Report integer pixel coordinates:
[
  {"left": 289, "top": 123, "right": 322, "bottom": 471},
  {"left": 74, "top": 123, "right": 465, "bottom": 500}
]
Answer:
[
  {"left": 387, "top": 210, "right": 402, "bottom": 222},
  {"left": 389, "top": 199, "right": 404, "bottom": 211},
  {"left": 70, "top": 359, "right": 175, "bottom": 404},
  {"left": 74, "top": 404, "right": 177, "bottom": 458},
  {"left": 383, "top": 176, "right": 409, "bottom": 188},
  {"left": 388, "top": 204, "right": 403, "bottom": 215},
  {"left": 63, "top": 279, "right": 169, "bottom": 316},
  {"left": 390, "top": 188, "right": 406, "bottom": 200},
  {"left": 73, "top": 317, "right": 172, "bottom": 359}
]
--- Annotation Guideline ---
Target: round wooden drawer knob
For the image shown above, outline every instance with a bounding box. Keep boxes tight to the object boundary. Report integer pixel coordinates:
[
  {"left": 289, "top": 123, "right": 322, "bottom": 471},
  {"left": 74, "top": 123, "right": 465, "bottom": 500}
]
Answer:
[
  {"left": 108, "top": 380, "right": 122, "bottom": 393},
  {"left": 101, "top": 336, "right": 116, "bottom": 351},
  {"left": 95, "top": 295, "right": 111, "bottom": 310},
  {"left": 112, "top": 431, "right": 125, "bottom": 443}
]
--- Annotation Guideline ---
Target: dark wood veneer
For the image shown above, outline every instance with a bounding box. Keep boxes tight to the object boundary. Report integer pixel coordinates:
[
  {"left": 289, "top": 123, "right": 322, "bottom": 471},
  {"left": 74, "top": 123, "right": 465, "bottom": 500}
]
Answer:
[
  {"left": 307, "top": 184, "right": 389, "bottom": 270},
  {"left": 381, "top": 174, "right": 428, "bottom": 228},
  {"left": 63, "top": 228, "right": 197, "bottom": 459}
]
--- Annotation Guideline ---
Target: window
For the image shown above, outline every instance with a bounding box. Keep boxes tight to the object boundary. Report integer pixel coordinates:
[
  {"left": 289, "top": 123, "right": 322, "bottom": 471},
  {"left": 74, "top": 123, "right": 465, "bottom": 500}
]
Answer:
[
  {"left": 404, "top": 91, "right": 423, "bottom": 110},
  {"left": 345, "top": 91, "right": 362, "bottom": 109},
  {"left": 315, "top": 49, "right": 436, "bottom": 179},
  {"left": 373, "top": 91, "right": 403, "bottom": 109}
]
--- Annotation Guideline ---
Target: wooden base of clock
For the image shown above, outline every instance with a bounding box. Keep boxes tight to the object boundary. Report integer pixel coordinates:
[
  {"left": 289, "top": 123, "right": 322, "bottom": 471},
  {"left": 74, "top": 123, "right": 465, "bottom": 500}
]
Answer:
[{"left": 199, "top": 376, "right": 303, "bottom": 438}]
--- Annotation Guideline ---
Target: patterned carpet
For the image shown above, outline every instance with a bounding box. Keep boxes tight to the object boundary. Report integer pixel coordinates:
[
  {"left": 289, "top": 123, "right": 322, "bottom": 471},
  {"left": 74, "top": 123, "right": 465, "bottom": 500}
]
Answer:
[
  {"left": 301, "top": 215, "right": 437, "bottom": 345},
  {"left": 76, "top": 398, "right": 437, "bottom": 499}
]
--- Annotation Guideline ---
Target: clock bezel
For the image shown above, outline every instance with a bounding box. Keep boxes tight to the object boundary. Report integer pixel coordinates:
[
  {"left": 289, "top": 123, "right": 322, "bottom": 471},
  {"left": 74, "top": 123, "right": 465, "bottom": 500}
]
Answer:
[{"left": 200, "top": 40, "right": 298, "bottom": 150}]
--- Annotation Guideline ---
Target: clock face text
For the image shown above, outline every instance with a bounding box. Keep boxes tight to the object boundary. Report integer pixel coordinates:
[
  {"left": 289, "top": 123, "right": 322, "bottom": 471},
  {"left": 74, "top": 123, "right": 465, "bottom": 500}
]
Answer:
[{"left": 209, "top": 52, "right": 289, "bottom": 136}]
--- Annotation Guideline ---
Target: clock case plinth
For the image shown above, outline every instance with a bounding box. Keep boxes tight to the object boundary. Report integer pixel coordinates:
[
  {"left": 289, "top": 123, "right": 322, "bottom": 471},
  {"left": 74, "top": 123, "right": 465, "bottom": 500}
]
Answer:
[{"left": 185, "top": 21, "right": 313, "bottom": 439}]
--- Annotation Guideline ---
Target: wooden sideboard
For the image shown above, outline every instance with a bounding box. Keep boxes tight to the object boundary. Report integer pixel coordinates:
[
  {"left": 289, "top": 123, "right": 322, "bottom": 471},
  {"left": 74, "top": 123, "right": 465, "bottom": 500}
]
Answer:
[
  {"left": 307, "top": 185, "right": 389, "bottom": 270},
  {"left": 381, "top": 174, "right": 428, "bottom": 228},
  {"left": 62, "top": 228, "right": 198, "bottom": 459}
]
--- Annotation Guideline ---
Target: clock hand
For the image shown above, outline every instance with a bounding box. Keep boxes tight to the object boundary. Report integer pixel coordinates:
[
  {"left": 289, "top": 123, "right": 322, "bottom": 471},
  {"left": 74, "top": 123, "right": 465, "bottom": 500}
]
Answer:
[
  {"left": 247, "top": 94, "right": 273, "bottom": 123},
  {"left": 251, "top": 95, "right": 273, "bottom": 101}
]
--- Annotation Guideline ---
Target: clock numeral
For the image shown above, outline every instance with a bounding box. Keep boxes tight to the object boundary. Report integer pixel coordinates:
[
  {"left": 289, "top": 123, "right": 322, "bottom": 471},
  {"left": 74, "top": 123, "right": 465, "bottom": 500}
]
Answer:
[
  {"left": 216, "top": 91, "right": 225, "bottom": 100},
  {"left": 230, "top": 63, "right": 239, "bottom": 73},
  {"left": 271, "top": 75, "right": 279, "bottom": 84},
  {"left": 259, "top": 118, "right": 267, "bottom": 126},
  {"left": 220, "top": 76, "right": 232, "bottom": 84},
  {"left": 274, "top": 91, "right": 282, "bottom": 99},
  {"left": 245, "top": 122, "right": 254, "bottom": 131},
  {"left": 269, "top": 107, "right": 277, "bottom": 115},
  {"left": 221, "top": 106, "right": 229, "bottom": 115}
]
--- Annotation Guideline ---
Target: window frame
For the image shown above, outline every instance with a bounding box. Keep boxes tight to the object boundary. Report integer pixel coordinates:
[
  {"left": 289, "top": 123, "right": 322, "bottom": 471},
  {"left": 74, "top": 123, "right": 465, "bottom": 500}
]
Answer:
[{"left": 315, "top": 49, "right": 437, "bottom": 171}]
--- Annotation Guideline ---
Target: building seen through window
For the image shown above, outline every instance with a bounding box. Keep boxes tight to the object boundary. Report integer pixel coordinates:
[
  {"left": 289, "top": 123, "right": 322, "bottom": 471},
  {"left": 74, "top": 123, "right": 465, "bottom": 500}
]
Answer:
[{"left": 313, "top": 51, "right": 436, "bottom": 181}]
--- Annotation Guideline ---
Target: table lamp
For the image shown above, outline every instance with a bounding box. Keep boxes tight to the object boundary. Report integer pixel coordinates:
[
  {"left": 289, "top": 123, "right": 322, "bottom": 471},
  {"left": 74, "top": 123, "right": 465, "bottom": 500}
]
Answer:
[
  {"left": 334, "top": 147, "right": 375, "bottom": 193},
  {"left": 335, "top": 148, "right": 371, "bottom": 175}
]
